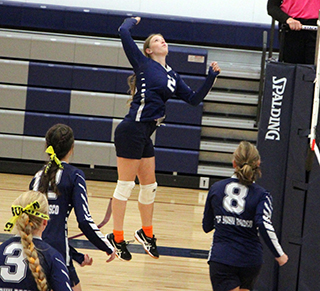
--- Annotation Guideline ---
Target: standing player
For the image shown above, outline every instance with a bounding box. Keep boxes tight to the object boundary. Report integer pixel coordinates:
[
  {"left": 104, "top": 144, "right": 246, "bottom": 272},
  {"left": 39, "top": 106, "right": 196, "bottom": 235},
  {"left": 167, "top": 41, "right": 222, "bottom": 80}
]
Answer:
[
  {"left": 1, "top": 190, "right": 72, "bottom": 291},
  {"left": 29, "top": 123, "right": 115, "bottom": 291},
  {"left": 106, "top": 16, "right": 221, "bottom": 261},
  {"left": 202, "top": 141, "right": 288, "bottom": 291}
]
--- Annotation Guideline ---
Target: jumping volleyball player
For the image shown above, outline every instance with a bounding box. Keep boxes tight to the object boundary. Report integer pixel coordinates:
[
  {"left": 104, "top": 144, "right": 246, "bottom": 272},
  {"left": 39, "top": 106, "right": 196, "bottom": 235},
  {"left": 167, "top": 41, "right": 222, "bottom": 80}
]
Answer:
[
  {"left": 106, "top": 16, "right": 221, "bottom": 261},
  {"left": 0, "top": 191, "right": 72, "bottom": 291},
  {"left": 29, "top": 124, "right": 115, "bottom": 290},
  {"left": 203, "top": 141, "right": 288, "bottom": 291}
]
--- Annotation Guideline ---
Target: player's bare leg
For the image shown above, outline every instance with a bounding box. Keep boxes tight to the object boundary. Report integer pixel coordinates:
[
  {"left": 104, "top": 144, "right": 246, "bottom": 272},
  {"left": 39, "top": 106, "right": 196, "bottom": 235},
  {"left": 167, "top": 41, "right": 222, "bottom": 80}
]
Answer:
[
  {"left": 135, "top": 157, "right": 159, "bottom": 258},
  {"left": 106, "top": 157, "right": 141, "bottom": 261}
]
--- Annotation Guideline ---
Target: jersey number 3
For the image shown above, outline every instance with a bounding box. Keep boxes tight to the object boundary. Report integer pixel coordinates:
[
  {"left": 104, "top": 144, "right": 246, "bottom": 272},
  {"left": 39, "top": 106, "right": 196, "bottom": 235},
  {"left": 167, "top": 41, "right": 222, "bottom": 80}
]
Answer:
[
  {"left": 0, "top": 242, "right": 27, "bottom": 283},
  {"left": 223, "top": 182, "right": 248, "bottom": 215}
]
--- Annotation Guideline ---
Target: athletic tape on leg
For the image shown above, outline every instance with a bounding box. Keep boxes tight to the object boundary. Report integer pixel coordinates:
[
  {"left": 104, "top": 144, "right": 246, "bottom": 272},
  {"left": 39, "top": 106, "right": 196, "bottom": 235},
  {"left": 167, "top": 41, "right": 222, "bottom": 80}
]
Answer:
[
  {"left": 113, "top": 180, "right": 135, "bottom": 201},
  {"left": 138, "top": 182, "right": 157, "bottom": 204}
]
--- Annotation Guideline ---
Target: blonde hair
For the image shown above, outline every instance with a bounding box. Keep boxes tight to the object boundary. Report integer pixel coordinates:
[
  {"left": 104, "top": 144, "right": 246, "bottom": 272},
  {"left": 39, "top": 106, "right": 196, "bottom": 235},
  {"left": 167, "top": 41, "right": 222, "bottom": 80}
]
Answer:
[
  {"left": 233, "top": 141, "right": 261, "bottom": 186},
  {"left": 14, "top": 191, "right": 49, "bottom": 291},
  {"left": 127, "top": 33, "right": 164, "bottom": 103}
]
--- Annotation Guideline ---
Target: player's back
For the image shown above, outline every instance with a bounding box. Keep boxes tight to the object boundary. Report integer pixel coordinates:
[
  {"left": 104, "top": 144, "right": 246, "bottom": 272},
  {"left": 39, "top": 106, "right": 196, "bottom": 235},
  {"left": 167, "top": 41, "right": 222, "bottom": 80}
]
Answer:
[
  {"left": 204, "top": 177, "right": 268, "bottom": 267},
  {"left": 30, "top": 162, "right": 86, "bottom": 264}
]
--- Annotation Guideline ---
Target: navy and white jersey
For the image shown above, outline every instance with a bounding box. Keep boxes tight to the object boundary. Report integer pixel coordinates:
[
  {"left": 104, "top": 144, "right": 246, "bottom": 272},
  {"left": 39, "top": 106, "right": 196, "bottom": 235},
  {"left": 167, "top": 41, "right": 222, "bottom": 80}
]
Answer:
[
  {"left": 0, "top": 236, "right": 71, "bottom": 291},
  {"left": 119, "top": 17, "right": 219, "bottom": 123},
  {"left": 29, "top": 162, "right": 114, "bottom": 266},
  {"left": 202, "top": 175, "right": 284, "bottom": 267}
]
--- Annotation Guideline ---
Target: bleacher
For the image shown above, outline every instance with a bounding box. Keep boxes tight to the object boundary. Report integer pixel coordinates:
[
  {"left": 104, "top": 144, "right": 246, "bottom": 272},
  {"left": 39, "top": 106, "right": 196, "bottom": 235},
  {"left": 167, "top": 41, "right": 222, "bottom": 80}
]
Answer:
[{"left": 0, "top": 1, "right": 277, "bottom": 188}]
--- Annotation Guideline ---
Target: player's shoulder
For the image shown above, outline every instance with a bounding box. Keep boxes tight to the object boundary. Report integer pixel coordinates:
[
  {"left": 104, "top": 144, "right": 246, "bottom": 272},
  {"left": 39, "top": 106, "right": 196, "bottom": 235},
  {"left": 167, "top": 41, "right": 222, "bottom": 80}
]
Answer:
[
  {"left": 0, "top": 236, "right": 20, "bottom": 250},
  {"left": 62, "top": 163, "right": 85, "bottom": 179},
  {"left": 249, "top": 182, "right": 272, "bottom": 202},
  {"left": 33, "top": 238, "right": 65, "bottom": 262},
  {"left": 250, "top": 182, "right": 269, "bottom": 194}
]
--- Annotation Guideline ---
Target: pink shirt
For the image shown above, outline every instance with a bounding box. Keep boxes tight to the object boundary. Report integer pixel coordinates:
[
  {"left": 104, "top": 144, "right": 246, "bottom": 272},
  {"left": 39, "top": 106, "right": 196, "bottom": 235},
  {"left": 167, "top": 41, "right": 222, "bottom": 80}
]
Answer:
[{"left": 281, "top": 0, "right": 320, "bottom": 19}]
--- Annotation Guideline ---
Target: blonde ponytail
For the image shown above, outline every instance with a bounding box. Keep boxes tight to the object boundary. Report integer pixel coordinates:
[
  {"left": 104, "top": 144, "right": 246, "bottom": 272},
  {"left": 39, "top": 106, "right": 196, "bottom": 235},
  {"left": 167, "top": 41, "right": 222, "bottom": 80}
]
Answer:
[{"left": 233, "top": 141, "right": 261, "bottom": 186}]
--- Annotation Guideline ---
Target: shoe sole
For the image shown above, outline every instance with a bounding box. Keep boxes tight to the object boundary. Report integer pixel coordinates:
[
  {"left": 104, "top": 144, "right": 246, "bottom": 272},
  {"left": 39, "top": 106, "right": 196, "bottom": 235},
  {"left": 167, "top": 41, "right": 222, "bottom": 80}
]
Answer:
[
  {"left": 134, "top": 231, "right": 159, "bottom": 259},
  {"left": 115, "top": 253, "right": 131, "bottom": 262}
]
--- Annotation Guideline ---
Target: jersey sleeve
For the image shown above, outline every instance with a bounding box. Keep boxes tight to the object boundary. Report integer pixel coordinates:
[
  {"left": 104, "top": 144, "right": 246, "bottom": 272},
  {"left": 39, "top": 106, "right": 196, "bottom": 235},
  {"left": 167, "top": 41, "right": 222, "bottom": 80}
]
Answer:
[
  {"left": 202, "top": 188, "right": 215, "bottom": 233},
  {"left": 72, "top": 170, "right": 114, "bottom": 255},
  {"left": 29, "top": 169, "right": 43, "bottom": 190},
  {"left": 255, "top": 191, "right": 284, "bottom": 258},
  {"left": 118, "top": 17, "right": 147, "bottom": 71},
  {"left": 267, "top": 0, "right": 290, "bottom": 23},
  {"left": 69, "top": 245, "right": 84, "bottom": 265},
  {"left": 47, "top": 252, "right": 72, "bottom": 291},
  {"left": 174, "top": 67, "right": 219, "bottom": 106}
]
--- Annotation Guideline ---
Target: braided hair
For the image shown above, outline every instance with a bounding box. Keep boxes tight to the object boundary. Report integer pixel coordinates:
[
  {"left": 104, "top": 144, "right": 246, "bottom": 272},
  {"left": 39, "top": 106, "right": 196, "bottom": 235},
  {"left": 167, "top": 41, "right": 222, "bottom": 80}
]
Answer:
[
  {"left": 233, "top": 141, "right": 262, "bottom": 186},
  {"left": 38, "top": 124, "right": 74, "bottom": 195},
  {"left": 14, "top": 191, "right": 49, "bottom": 291}
]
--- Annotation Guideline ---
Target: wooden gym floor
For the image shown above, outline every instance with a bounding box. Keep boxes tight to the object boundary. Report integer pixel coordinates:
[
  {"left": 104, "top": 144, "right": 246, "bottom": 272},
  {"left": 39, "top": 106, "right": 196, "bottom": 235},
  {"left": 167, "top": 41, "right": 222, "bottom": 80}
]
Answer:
[{"left": 0, "top": 173, "right": 213, "bottom": 290}]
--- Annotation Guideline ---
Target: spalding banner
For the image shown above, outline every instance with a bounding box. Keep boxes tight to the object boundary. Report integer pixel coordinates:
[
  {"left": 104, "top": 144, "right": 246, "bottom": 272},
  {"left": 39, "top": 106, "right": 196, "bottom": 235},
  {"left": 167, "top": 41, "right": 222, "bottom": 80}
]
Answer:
[
  {"left": 256, "top": 61, "right": 296, "bottom": 291},
  {"left": 257, "top": 61, "right": 296, "bottom": 226}
]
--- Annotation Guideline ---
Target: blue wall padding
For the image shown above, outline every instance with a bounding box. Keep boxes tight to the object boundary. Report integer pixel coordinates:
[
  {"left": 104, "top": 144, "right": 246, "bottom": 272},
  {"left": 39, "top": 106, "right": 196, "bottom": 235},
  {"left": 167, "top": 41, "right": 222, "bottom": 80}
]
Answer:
[
  {"left": 166, "top": 46, "right": 207, "bottom": 75},
  {"left": 165, "top": 99, "right": 203, "bottom": 125},
  {"left": 0, "top": 1, "right": 23, "bottom": 26},
  {"left": 0, "top": 1, "right": 279, "bottom": 49},
  {"left": 26, "top": 87, "right": 71, "bottom": 113},
  {"left": 69, "top": 115, "right": 113, "bottom": 142},
  {"left": 72, "top": 66, "right": 117, "bottom": 92},
  {"left": 115, "top": 69, "right": 132, "bottom": 94},
  {"left": 64, "top": 7, "right": 120, "bottom": 36},
  {"left": 21, "top": 3, "right": 66, "bottom": 31},
  {"left": 155, "top": 124, "right": 201, "bottom": 150},
  {"left": 24, "top": 112, "right": 69, "bottom": 136},
  {"left": 155, "top": 148, "right": 199, "bottom": 174},
  {"left": 28, "top": 62, "right": 73, "bottom": 89},
  {"left": 24, "top": 112, "right": 113, "bottom": 142}
]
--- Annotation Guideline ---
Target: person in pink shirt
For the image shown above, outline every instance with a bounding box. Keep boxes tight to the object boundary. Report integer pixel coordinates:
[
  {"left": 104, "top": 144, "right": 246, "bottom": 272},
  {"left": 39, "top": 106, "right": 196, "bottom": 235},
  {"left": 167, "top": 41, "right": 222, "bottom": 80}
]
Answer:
[{"left": 267, "top": 0, "right": 320, "bottom": 64}]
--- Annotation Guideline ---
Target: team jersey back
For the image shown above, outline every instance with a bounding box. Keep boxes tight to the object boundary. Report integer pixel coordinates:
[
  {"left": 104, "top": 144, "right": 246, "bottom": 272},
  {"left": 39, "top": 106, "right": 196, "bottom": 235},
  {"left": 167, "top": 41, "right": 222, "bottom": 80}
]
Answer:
[
  {"left": 203, "top": 177, "right": 284, "bottom": 267},
  {"left": 0, "top": 236, "right": 71, "bottom": 290},
  {"left": 30, "top": 162, "right": 113, "bottom": 265}
]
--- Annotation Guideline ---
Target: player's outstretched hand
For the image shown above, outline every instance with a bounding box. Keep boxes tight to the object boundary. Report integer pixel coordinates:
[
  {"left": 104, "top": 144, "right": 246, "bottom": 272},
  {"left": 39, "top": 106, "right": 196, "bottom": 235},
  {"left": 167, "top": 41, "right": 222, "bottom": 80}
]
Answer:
[
  {"left": 80, "top": 254, "right": 93, "bottom": 267},
  {"left": 106, "top": 249, "right": 116, "bottom": 263},
  {"left": 275, "top": 253, "right": 288, "bottom": 266},
  {"left": 134, "top": 17, "right": 141, "bottom": 25},
  {"left": 210, "top": 62, "right": 221, "bottom": 74}
]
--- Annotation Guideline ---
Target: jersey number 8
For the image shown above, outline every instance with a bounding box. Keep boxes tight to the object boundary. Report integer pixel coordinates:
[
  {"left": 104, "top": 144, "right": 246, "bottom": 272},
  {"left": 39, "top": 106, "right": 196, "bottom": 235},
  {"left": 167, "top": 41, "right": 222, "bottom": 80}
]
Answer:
[{"left": 223, "top": 182, "right": 248, "bottom": 215}]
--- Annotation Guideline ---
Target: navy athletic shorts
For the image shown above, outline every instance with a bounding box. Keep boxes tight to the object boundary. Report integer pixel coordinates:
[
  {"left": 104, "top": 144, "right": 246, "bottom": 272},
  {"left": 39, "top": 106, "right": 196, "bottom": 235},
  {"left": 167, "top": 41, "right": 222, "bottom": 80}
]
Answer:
[
  {"left": 114, "top": 120, "right": 157, "bottom": 159},
  {"left": 209, "top": 261, "right": 261, "bottom": 291}
]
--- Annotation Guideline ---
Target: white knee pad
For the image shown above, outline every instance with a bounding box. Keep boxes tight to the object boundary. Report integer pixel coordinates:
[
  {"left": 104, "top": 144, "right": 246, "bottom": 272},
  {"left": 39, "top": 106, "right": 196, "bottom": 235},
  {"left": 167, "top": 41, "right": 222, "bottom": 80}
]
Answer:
[
  {"left": 113, "top": 180, "right": 135, "bottom": 201},
  {"left": 138, "top": 182, "right": 157, "bottom": 204}
]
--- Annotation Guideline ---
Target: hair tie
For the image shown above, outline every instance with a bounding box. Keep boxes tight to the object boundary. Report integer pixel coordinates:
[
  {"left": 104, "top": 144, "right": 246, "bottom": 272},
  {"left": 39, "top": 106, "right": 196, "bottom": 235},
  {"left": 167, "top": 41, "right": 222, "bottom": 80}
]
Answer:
[
  {"left": 45, "top": 146, "right": 64, "bottom": 169},
  {"left": 4, "top": 200, "right": 49, "bottom": 232}
]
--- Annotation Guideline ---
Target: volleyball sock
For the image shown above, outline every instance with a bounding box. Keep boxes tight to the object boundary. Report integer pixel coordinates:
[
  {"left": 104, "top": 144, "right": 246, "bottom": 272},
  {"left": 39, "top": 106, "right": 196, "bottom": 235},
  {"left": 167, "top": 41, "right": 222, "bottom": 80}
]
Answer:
[
  {"left": 113, "top": 229, "right": 124, "bottom": 243},
  {"left": 142, "top": 225, "right": 153, "bottom": 238}
]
